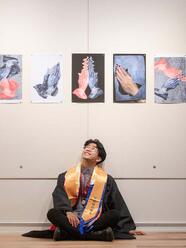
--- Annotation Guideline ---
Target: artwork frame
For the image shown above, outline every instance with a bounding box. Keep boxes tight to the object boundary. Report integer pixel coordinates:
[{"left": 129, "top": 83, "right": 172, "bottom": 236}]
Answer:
[
  {"left": 0, "top": 54, "right": 22, "bottom": 103},
  {"left": 30, "top": 54, "right": 63, "bottom": 103},
  {"left": 154, "top": 55, "right": 186, "bottom": 104},
  {"left": 113, "top": 54, "right": 146, "bottom": 103},
  {"left": 72, "top": 53, "right": 105, "bottom": 103}
]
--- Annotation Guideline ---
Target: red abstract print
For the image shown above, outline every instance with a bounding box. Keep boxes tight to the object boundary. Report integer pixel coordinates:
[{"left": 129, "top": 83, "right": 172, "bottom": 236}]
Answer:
[
  {"left": 0, "top": 79, "right": 20, "bottom": 99},
  {"left": 155, "top": 58, "right": 186, "bottom": 82}
]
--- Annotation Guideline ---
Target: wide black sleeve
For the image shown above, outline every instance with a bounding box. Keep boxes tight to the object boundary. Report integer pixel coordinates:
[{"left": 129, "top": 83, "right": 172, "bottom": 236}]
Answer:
[
  {"left": 52, "top": 172, "right": 73, "bottom": 212},
  {"left": 106, "top": 175, "right": 136, "bottom": 233}
]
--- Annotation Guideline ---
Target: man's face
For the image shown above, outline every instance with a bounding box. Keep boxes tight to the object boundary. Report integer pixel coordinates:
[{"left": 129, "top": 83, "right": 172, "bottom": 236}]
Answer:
[{"left": 82, "top": 143, "right": 101, "bottom": 164}]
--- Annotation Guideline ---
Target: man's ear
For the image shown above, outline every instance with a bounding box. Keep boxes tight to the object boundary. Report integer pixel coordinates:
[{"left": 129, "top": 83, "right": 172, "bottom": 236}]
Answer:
[{"left": 96, "top": 157, "right": 101, "bottom": 163}]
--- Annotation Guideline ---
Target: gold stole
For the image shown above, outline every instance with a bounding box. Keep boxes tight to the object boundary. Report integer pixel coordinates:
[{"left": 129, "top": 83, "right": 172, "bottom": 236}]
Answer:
[{"left": 64, "top": 163, "right": 107, "bottom": 222}]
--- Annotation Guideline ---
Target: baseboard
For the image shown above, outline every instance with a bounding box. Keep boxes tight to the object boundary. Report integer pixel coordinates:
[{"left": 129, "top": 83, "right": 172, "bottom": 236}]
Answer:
[
  {"left": 0, "top": 222, "right": 50, "bottom": 234},
  {"left": 0, "top": 222, "right": 186, "bottom": 233},
  {"left": 136, "top": 222, "right": 186, "bottom": 232}
]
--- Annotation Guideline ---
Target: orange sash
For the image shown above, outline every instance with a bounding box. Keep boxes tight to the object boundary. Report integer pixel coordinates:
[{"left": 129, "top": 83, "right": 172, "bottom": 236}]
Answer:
[{"left": 64, "top": 163, "right": 107, "bottom": 231}]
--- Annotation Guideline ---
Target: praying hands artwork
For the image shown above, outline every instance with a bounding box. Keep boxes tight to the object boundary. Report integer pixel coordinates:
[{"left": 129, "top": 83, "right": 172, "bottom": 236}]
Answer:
[
  {"left": 72, "top": 54, "right": 104, "bottom": 102},
  {"left": 113, "top": 54, "right": 146, "bottom": 103},
  {"left": 33, "top": 63, "right": 61, "bottom": 99},
  {"left": 31, "top": 54, "right": 63, "bottom": 103},
  {"left": 0, "top": 55, "right": 22, "bottom": 102},
  {"left": 154, "top": 57, "right": 186, "bottom": 103}
]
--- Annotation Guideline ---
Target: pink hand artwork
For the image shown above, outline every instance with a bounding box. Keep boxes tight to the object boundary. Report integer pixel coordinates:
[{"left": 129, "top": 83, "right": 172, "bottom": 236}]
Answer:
[
  {"left": 155, "top": 58, "right": 186, "bottom": 81},
  {"left": 154, "top": 57, "right": 186, "bottom": 101},
  {"left": 0, "top": 78, "right": 19, "bottom": 99},
  {"left": 73, "top": 57, "right": 89, "bottom": 99}
]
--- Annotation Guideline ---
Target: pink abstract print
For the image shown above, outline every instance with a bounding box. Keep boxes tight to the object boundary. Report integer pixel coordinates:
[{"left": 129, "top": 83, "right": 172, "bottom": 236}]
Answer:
[
  {"left": 155, "top": 58, "right": 186, "bottom": 81},
  {"left": 0, "top": 79, "right": 19, "bottom": 99}
]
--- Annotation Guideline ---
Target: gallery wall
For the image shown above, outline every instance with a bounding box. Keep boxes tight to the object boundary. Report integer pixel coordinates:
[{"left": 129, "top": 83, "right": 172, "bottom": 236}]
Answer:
[{"left": 0, "top": 0, "right": 185, "bottom": 230}]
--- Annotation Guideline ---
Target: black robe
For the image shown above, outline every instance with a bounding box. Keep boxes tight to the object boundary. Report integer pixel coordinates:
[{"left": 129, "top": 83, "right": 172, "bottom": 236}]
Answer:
[{"left": 23, "top": 172, "right": 136, "bottom": 240}]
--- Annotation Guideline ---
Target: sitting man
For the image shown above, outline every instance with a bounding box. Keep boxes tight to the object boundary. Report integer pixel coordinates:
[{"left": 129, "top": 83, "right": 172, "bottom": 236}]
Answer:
[{"left": 23, "top": 139, "right": 145, "bottom": 241}]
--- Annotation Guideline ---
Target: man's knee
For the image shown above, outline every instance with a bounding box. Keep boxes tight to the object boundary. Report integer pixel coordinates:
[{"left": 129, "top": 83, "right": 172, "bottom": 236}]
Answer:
[{"left": 47, "top": 208, "right": 58, "bottom": 221}]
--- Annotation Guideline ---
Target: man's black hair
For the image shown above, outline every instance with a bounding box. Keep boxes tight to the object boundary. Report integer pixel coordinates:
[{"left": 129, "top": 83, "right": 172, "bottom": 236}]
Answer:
[{"left": 84, "top": 139, "right": 106, "bottom": 164}]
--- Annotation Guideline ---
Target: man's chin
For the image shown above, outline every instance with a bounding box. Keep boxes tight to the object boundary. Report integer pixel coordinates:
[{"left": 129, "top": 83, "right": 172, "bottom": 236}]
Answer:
[{"left": 82, "top": 156, "right": 91, "bottom": 160}]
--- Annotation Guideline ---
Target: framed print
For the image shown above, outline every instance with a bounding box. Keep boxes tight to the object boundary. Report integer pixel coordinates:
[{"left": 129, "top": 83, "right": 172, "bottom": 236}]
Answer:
[
  {"left": 154, "top": 56, "right": 186, "bottom": 103},
  {"left": 31, "top": 54, "right": 63, "bottom": 103},
  {"left": 72, "top": 54, "right": 104, "bottom": 103},
  {"left": 113, "top": 54, "right": 146, "bottom": 103},
  {"left": 0, "top": 55, "right": 22, "bottom": 103}
]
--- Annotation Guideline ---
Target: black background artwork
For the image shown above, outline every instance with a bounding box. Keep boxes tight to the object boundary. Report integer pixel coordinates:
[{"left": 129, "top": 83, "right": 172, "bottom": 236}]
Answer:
[{"left": 72, "top": 53, "right": 104, "bottom": 102}]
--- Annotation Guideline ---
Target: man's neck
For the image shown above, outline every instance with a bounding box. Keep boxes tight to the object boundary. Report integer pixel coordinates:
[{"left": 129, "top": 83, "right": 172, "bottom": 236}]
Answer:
[{"left": 81, "top": 159, "right": 97, "bottom": 169}]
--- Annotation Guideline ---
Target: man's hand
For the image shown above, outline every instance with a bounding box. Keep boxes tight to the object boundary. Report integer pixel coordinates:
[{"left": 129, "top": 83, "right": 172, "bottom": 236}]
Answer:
[
  {"left": 129, "top": 229, "right": 146, "bottom": 235},
  {"left": 66, "top": 212, "right": 80, "bottom": 228}
]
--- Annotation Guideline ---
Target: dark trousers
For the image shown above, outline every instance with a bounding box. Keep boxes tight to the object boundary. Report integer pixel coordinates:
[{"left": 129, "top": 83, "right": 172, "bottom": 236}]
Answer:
[{"left": 47, "top": 208, "right": 120, "bottom": 240}]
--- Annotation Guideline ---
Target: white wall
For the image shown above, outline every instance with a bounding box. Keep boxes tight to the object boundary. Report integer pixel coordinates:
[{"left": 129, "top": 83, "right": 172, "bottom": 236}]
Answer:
[{"left": 0, "top": 0, "right": 185, "bottom": 232}]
